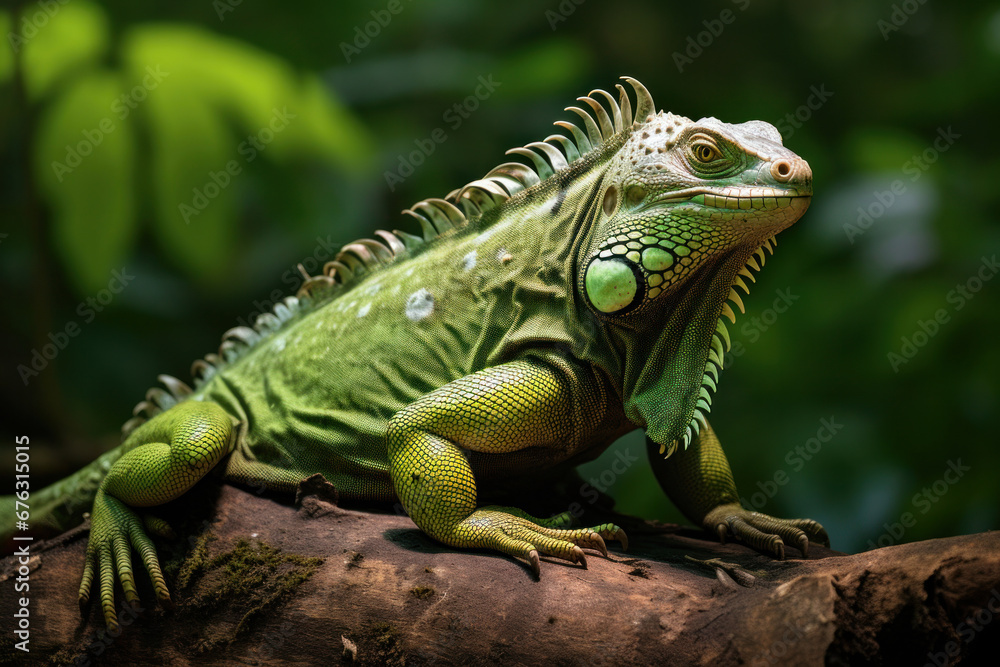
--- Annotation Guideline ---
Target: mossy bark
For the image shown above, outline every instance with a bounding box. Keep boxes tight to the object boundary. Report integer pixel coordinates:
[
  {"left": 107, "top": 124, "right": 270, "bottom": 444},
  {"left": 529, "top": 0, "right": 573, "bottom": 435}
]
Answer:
[{"left": 2, "top": 479, "right": 998, "bottom": 665}]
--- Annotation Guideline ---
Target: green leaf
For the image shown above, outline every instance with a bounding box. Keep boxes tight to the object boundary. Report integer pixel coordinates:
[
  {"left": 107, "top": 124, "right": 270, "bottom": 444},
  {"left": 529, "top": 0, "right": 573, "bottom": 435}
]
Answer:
[
  {"left": 21, "top": 0, "right": 109, "bottom": 101},
  {"left": 34, "top": 72, "right": 136, "bottom": 295},
  {"left": 122, "top": 25, "right": 304, "bottom": 137},
  {"left": 144, "top": 82, "right": 237, "bottom": 285},
  {"left": 121, "top": 25, "right": 372, "bottom": 169},
  {"left": 117, "top": 23, "right": 373, "bottom": 282},
  {"left": 266, "top": 74, "right": 373, "bottom": 169}
]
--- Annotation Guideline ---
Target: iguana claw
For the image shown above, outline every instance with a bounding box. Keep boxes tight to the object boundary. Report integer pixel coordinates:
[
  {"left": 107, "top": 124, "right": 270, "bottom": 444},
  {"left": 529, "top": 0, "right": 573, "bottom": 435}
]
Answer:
[
  {"left": 705, "top": 503, "right": 828, "bottom": 559},
  {"left": 528, "top": 549, "right": 541, "bottom": 577},
  {"left": 797, "top": 533, "right": 810, "bottom": 558},
  {"left": 590, "top": 533, "right": 609, "bottom": 558}
]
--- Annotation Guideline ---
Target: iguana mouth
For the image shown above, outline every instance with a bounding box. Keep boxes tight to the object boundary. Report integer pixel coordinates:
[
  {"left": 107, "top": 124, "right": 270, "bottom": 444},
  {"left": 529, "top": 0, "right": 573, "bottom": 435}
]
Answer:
[
  {"left": 652, "top": 186, "right": 810, "bottom": 209},
  {"left": 692, "top": 190, "right": 809, "bottom": 210}
]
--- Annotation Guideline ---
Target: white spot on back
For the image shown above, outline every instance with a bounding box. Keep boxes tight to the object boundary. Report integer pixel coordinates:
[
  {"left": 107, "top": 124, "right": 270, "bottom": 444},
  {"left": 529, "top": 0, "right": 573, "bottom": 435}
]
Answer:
[
  {"left": 405, "top": 288, "right": 434, "bottom": 321},
  {"left": 462, "top": 251, "right": 477, "bottom": 271},
  {"left": 273, "top": 337, "right": 286, "bottom": 352},
  {"left": 364, "top": 283, "right": 381, "bottom": 296},
  {"left": 357, "top": 303, "right": 371, "bottom": 318},
  {"left": 475, "top": 227, "right": 498, "bottom": 244}
]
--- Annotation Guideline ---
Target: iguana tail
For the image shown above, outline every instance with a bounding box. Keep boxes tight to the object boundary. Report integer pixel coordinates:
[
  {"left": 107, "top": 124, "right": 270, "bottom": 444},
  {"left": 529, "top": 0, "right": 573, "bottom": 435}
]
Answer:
[{"left": 1, "top": 443, "right": 128, "bottom": 553}]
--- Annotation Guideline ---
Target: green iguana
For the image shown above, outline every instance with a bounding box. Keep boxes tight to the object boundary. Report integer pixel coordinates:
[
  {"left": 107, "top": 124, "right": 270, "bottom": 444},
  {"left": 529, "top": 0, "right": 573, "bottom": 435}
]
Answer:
[{"left": 4, "top": 76, "right": 827, "bottom": 631}]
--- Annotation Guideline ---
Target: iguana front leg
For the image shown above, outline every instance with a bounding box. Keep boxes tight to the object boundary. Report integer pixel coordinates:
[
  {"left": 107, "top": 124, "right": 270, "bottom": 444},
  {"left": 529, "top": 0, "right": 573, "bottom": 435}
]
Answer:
[
  {"left": 388, "top": 355, "right": 626, "bottom": 574},
  {"left": 648, "top": 420, "right": 829, "bottom": 558},
  {"left": 79, "top": 401, "right": 236, "bottom": 631}
]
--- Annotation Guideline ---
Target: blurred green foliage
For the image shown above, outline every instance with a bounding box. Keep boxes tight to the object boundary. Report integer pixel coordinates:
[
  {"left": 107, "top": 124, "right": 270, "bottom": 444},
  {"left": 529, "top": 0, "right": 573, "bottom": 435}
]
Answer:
[
  {"left": 5, "top": 1, "right": 371, "bottom": 293},
  {"left": 1, "top": 0, "right": 997, "bottom": 554}
]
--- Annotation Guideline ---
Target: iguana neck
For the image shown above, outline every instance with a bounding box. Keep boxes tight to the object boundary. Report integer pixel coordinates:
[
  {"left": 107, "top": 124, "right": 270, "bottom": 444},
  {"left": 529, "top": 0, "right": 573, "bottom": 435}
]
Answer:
[{"left": 610, "top": 243, "right": 761, "bottom": 452}]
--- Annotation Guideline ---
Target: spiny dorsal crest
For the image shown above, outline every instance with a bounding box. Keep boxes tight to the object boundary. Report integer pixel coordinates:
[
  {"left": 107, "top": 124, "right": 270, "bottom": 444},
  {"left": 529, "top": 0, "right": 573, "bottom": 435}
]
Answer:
[
  {"left": 446, "top": 76, "right": 655, "bottom": 218},
  {"left": 122, "top": 77, "right": 658, "bottom": 439},
  {"left": 290, "top": 77, "right": 654, "bottom": 301},
  {"left": 292, "top": 76, "right": 654, "bottom": 300}
]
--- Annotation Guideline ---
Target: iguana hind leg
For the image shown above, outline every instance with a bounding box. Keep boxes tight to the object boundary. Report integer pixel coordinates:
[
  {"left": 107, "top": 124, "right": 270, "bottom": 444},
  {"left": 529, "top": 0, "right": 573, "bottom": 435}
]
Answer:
[
  {"left": 387, "top": 355, "right": 626, "bottom": 575},
  {"left": 648, "top": 419, "right": 829, "bottom": 558},
  {"left": 78, "top": 400, "right": 237, "bottom": 631}
]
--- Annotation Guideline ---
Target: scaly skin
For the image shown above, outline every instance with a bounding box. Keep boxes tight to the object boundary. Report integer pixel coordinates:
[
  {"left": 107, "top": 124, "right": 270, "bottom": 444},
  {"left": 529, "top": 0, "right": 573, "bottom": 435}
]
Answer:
[
  {"left": 2, "top": 78, "right": 830, "bottom": 631},
  {"left": 388, "top": 353, "right": 628, "bottom": 572},
  {"left": 77, "top": 402, "right": 235, "bottom": 632}
]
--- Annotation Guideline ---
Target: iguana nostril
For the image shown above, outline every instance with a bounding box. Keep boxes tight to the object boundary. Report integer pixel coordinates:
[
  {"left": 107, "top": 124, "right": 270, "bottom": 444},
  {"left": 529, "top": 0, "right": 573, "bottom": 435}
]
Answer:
[
  {"left": 771, "top": 159, "right": 792, "bottom": 181},
  {"left": 771, "top": 158, "right": 812, "bottom": 183}
]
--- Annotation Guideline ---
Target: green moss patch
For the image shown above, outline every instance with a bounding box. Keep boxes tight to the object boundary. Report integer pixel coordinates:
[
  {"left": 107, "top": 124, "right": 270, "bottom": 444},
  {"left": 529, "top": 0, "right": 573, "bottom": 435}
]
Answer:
[{"left": 178, "top": 536, "right": 324, "bottom": 651}]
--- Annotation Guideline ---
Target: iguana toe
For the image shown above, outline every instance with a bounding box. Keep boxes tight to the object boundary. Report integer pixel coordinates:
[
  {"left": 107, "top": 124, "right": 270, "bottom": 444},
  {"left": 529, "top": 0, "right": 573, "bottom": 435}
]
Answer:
[
  {"left": 80, "top": 489, "right": 172, "bottom": 630},
  {"left": 588, "top": 532, "right": 609, "bottom": 558},
  {"left": 535, "top": 511, "right": 575, "bottom": 530},
  {"left": 786, "top": 517, "right": 830, "bottom": 547},
  {"left": 796, "top": 533, "right": 810, "bottom": 558},
  {"left": 706, "top": 503, "right": 827, "bottom": 559},
  {"left": 449, "top": 507, "right": 624, "bottom": 575},
  {"left": 142, "top": 514, "right": 176, "bottom": 539}
]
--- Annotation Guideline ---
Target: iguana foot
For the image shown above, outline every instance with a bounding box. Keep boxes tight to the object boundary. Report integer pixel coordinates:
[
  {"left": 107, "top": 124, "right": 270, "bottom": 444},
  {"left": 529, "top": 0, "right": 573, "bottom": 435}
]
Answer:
[
  {"left": 704, "top": 503, "right": 829, "bottom": 559},
  {"left": 79, "top": 490, "right": 172, "bottom": 632},
  {"left": 453, "top": 505, "right": 627, "bottom": 576},
  {"left": 533, "top": 510, "right": 575, "bottom": 530}
]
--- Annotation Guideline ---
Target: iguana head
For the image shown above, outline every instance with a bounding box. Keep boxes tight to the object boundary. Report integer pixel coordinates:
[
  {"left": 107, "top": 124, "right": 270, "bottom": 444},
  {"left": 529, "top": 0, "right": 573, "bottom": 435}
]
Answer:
[
  {"left": 579, "top": 112, "right": 812, "bottom": 315},
  {"left": 574, "top": 85, "right": 813, "bottom": 455}
]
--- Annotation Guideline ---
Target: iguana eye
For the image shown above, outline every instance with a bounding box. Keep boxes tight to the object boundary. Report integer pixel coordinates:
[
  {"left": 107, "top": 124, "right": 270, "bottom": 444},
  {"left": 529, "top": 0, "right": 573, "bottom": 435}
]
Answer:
[{"left": 693, "top": 143, "right": 721, "bottom": 162}]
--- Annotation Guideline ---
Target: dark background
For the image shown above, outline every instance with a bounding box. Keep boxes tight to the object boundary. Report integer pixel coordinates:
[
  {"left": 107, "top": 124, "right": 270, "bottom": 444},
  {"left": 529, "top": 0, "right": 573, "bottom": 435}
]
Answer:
[{"left": 1, "top": 0, "right": 997, "bottom": 554}]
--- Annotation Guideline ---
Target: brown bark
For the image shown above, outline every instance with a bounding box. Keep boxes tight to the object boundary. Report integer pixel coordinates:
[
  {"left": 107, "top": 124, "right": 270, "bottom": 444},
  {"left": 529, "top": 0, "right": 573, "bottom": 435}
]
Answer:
[{"left": 2, "top": 478, "right": 998, "bottom": 666}]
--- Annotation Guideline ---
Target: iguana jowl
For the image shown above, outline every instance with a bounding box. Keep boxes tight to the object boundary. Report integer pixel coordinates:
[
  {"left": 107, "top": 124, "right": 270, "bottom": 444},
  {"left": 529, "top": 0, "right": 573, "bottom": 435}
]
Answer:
[{"left": 4, "top": 77, "right": 828, "bottom": 630}]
